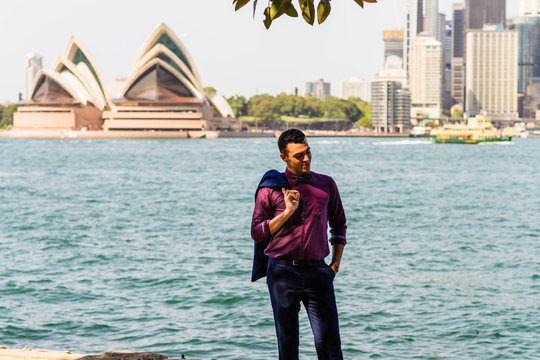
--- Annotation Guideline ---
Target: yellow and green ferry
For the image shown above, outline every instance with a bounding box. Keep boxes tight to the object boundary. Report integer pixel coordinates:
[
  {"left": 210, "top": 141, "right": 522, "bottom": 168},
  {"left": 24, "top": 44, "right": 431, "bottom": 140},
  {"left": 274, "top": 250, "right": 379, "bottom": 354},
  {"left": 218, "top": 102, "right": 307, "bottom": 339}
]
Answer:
[{"left": 431, "top": 115, "right": 512, "bottom": 144}]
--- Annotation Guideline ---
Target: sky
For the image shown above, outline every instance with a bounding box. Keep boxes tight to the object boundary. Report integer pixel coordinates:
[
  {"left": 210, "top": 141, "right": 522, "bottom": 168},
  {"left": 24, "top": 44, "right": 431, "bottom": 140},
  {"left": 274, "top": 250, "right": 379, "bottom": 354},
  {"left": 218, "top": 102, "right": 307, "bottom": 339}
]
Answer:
[{"left": 0, "top": 0, "right": 520, "bottom": 103}]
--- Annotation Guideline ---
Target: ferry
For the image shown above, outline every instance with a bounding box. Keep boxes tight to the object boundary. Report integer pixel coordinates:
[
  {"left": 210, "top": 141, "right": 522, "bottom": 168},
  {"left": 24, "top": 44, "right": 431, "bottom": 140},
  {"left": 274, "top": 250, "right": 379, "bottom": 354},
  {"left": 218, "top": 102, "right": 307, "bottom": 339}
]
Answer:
[
  {"left": 409, "top": 125, "right": 433, "bottom": 138},
  {"left": 431, "top": 115, "right": 512, "bottom": 144}
]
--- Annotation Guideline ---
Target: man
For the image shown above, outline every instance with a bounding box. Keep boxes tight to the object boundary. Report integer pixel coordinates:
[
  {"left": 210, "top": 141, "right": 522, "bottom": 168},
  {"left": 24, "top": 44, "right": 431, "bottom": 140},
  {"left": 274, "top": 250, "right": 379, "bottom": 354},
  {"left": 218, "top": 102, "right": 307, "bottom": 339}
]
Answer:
[{"left": 251, "top": 129, "right": 347, "bottom": 360}]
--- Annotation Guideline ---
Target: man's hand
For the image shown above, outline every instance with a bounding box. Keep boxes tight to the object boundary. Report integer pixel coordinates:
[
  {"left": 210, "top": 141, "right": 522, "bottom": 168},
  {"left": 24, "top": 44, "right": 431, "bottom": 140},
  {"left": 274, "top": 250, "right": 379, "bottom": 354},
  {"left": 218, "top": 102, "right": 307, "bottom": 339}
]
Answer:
[
  {"left": 268, "top": 188, "right": 300, "bottom": 235},
  {"left": 282, "top": 188, "right": 300, "bottom": 214}
]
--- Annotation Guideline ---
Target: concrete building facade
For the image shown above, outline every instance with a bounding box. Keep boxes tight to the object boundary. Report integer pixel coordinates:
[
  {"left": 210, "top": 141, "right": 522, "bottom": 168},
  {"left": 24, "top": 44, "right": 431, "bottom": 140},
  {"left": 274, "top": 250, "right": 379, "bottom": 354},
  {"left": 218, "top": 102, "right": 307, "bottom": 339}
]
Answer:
[
  {"left": 466, "top": 0, "right": 506, "bottom": 29},
  {"left": 305, "top": 79, "right": 331, "bottom": 99},
  {"left": 521, "top": 0, "right": 540, "bottom": 16},
  {"left": 465, "top": 29, "right": 519, "bottom": 119},
  {"left": 25, "top": 53, "right": 42, "bottom": 101},
  {"left": 384, "top": 29, "right": 404, "bottom": 61},
  {"left": 340, "top": 78, "right": 368, "bottom": 100},
  {"left": 409, "top": 36, "right": 442, "bottom": 119},
  {"left": 371, "top": 80, "right": 411, "bottom": 133}
]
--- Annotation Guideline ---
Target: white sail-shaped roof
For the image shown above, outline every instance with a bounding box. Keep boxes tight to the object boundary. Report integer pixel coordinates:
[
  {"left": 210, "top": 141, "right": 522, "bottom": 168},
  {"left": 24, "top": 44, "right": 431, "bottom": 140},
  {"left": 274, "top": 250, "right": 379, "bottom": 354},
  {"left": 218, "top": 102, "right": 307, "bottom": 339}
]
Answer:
[
  {"left": 134, "top": 44, "right": 204, "bottom": 94},
  {"left": 30, "top": 70, "right": 83, "bottom": 104},
  {"left": 63, "top": 36, "right": 109, "bottom": 107},
  {"left": 132, "top": 23, "right": 202, "bottom": 88},
  {"left": 52, "top": 57, "right": 106, "bottom": 110},
  {"left": 120, "top": 58, "right": 204, "bottom": 101},
  {"left": 209, "top": 95, "right": 235, "bottom": 118}
]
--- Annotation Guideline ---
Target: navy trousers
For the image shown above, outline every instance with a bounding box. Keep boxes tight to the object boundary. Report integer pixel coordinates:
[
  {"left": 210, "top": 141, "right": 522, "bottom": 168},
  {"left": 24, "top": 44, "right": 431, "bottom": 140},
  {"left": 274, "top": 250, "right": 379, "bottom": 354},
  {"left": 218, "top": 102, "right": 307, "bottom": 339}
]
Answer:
[{"left": 266, "top": 258, "right": 343, "bottom": 360}]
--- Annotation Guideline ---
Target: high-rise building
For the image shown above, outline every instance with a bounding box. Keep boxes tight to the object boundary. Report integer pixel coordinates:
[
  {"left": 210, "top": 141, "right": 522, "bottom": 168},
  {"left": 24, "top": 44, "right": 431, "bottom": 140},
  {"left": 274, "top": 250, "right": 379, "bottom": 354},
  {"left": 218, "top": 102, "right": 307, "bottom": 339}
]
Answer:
[
  {"left": 521, "top": 0, "right": 540, "bottom": 16},
  {"left": 443, "top": 20, "right": 453, "bottom": 108},
  {"left": 510, "top": 17, "right": 540, "bottom": 93},
  {"left": 371, "top": 80, "right": 411, "bottom": 133},
  {"left": 451, "top": 3, "right": 466, "bottom": 107},
  {"left": 305, "top": 79, "right": 331, "bottom": 99},
  {"left": 375, "top": 55, "right": 408, "bottom": 88},
  {"left": 384, "top": 29, "right": 404, "bottom": 61},
  {"left": 25, "top": 53, "right": 42, "bottom": 100},
  {"left": 340, "top": 78, "right": 368, "bottom": 100},
  {"left": 465, "top": 28, "right": 518, "bottom": 119},
  {"left": 451, "top": 58, "right": 465, "bottom": 106},
  {"left": 409, "top": 36, "right": 443, "bottom": 119},
  {"left": 424, "top": 0, "right": 440, "bottom": 37},
  {"left": 405, "top": 0, "right": 439, "bottom": 77},
  {"left": 452, "top": 3, "right": 465, "bottom": 57},
  {"left": 410, "top": 0, "right": 440, "bottom": 37},
  {"left": 466, "top": 0, "right": 506, "bottom": 30}
]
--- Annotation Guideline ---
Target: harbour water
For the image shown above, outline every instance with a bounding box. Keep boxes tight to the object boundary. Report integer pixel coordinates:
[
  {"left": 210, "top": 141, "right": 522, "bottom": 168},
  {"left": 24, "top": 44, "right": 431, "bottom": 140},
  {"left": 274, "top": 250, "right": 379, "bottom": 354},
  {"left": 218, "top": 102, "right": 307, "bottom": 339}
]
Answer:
[{"left": 0, "top": 137, "right": 539, "bottom": 359}]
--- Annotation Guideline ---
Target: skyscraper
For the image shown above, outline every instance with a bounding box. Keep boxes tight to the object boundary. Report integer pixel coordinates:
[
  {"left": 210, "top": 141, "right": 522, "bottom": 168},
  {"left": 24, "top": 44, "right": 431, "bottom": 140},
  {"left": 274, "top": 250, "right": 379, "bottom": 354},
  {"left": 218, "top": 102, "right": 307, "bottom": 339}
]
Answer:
[
  {"left": 409, "top": 36, "right": 443, "bottom": 119},
  {"left": 383, "top": 29, "right": 404, "bottom": 61},
  {"left": 465, "top": 28, "right": 518, "bottom": 119},
  {"left": 305, "top": 79, "right": 331, "bottom": 99},
  {"left": 451, "top": 3, "right": 466, "bottom": 107},
  {"left": 340, "top": 78, "right": 368, "bottom": 100},
  {"left": 466, "top": 0, "right": 506, "bottom": 29},
  {"left": 371, "top": 80, "right": 411, "bottom": 133},
  {"left": 452, "top": 3, "right": 465, "bottom": 57},
  {"left": 410, "top": 0, "right": 440, "bottom": 37},
  {"left": 25, "top": 53, "right": 42, "bottom": 100},
  {"left": 511, "top": 17, "right": 540, "bottom": 93},
  {"left": 521, "top": 0, "right": 540, "bottom": 16},
  {"left": 405, "top": 0, "right": 440, "bottom": 77}
]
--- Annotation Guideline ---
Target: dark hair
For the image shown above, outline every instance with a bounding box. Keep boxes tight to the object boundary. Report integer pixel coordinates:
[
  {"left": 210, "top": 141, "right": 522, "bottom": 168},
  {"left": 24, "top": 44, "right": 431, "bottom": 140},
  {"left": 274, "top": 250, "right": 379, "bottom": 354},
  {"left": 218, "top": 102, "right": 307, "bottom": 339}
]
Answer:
[{"left": 278, "top": 129, "right": 306, "bottom": 154}]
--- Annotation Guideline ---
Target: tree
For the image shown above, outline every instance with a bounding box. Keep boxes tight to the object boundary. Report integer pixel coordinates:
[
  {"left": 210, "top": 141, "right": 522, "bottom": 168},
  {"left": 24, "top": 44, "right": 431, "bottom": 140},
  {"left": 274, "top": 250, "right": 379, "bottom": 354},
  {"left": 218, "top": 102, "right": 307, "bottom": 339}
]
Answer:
[
  {"left": 247, "top": 94, "right": 280, "bottom": 122},
  {"left": 233, "top": 0, "right": 378, "bottom": 29},
  {"left": 0, "top": 104, "right": 19, "bottom": 129},
  {"left": 204, "top": 86, "right": 217, "bottom": 97},
  {"left": 303, "top": 96, "right": 323, "bottom": 118},
  {"left": 226, "top": 95, "right": 248, "bottom": 117}
]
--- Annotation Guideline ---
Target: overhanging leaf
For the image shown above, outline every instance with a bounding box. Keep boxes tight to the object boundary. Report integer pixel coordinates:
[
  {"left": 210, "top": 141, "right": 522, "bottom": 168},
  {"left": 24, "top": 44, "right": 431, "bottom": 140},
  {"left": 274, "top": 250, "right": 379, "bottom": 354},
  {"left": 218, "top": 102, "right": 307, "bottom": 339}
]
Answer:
[
  {"left": 270, "top": 0, "right": 292, "bottom": 20},
  {"left": 299, "top": 0, "right": 315, "bottom": 25},
  {"left": 235, "top": 0, "right": 251, "bottom": 11},
  {"left": 352, "top": 0, "right": 377, "bottom": 8},
  {"left": 285, "top": 3, "right": 299, "bottom": 17},
  {"left": 317, "top": 0, "right": 331, "bottom": 24},
  {"left": 263, "top": 6, "right": 273, "bottom": 29}
]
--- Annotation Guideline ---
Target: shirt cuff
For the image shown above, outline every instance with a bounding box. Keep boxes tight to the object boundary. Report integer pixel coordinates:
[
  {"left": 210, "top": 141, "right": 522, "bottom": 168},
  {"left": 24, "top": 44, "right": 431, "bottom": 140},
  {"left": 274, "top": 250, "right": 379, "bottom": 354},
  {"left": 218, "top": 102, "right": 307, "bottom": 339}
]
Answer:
[
  {"left": 262, "top": 220, "right": 271, "bottom": 238},
  {"left": 330, "top": 234, "right": 347, "bottom": 245}
]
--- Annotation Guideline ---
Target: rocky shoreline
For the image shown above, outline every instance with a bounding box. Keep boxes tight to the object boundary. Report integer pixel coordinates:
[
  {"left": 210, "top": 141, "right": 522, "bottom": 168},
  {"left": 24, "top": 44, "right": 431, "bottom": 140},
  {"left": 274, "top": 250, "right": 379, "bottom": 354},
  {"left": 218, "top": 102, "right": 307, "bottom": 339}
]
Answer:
[{"left": 0, "top": 348, "right": 210, "bottom": 360}]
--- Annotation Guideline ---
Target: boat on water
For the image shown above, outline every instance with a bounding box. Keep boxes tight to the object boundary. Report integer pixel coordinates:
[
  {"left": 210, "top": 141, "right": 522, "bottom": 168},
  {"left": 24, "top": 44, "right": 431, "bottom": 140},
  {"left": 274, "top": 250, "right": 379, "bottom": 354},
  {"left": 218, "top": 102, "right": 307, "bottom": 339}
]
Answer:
[
  {"left": 409, "top": 125, "right": 433, "bottom": 138},
  {"left": 431, "top": 115, "right": 512, "bottom": 144}
]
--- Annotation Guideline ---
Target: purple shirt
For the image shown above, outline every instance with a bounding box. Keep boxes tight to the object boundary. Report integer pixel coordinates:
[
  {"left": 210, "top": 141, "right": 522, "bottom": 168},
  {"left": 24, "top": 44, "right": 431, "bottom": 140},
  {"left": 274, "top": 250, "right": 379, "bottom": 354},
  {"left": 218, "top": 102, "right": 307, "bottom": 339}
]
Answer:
[{"left": 251, "top": 168, "right": 347, "bottom": 261}]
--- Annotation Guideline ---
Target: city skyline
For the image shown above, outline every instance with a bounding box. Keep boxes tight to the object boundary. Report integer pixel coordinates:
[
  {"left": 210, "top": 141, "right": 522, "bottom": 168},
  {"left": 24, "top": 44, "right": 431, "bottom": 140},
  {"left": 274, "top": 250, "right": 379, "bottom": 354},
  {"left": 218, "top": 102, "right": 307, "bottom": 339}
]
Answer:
[{"left": 0, "top": 1, "right": 519, "bottom": 103}]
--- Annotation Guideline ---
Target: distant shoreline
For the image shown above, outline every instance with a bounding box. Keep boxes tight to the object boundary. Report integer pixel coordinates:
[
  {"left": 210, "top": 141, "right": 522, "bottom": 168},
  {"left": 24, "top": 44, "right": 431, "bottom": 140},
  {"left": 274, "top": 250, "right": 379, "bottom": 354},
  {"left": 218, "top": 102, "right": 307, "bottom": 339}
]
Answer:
[{"left": 0, "top": 129, "right": 410, "bottom": 139}]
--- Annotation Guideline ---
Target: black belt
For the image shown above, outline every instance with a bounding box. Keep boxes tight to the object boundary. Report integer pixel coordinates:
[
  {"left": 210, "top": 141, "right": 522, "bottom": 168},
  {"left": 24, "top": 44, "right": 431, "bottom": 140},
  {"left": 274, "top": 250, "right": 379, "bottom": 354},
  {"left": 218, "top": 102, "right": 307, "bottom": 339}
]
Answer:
[{"left": 274, "top": 258, "right": 327, "bottom": 267}]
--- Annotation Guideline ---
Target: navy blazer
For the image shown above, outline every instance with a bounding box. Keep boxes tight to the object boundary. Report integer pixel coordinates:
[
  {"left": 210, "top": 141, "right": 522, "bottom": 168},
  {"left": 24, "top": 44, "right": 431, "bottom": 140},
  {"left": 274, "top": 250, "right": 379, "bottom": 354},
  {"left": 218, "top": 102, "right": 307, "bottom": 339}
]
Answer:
[{"left": 251, "top": 169, "right": 288, "bottom": 282}]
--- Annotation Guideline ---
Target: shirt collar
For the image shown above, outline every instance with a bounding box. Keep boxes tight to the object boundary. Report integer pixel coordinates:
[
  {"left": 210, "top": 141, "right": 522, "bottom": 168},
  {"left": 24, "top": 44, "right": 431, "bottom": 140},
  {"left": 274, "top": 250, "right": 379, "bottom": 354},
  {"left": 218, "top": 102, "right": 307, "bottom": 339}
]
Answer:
[{"left": 285, "top": 168, "right": 312, "bottom": 184}]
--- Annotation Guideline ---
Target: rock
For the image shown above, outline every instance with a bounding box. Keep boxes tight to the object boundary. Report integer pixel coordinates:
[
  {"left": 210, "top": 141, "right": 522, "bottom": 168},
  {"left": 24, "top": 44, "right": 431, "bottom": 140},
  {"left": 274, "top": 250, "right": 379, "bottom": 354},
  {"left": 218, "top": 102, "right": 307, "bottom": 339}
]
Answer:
[{"left": 77, "top": 353, "right": 167, "bottom": 360}]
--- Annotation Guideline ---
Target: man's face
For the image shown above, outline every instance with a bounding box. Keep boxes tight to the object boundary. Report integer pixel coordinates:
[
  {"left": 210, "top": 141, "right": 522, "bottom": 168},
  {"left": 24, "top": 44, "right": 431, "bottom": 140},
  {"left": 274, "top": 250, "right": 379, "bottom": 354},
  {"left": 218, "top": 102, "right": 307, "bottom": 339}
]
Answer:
[{"left": 280, "top": 141, "right": 312, "bottom": 175}]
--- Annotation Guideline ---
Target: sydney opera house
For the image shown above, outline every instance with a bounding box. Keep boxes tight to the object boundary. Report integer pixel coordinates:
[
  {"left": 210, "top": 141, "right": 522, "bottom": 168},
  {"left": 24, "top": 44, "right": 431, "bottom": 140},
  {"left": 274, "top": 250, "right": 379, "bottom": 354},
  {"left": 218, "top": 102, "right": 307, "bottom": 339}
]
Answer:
[{"left": 13, "top": 23, "right": 237, "bottom": 137}]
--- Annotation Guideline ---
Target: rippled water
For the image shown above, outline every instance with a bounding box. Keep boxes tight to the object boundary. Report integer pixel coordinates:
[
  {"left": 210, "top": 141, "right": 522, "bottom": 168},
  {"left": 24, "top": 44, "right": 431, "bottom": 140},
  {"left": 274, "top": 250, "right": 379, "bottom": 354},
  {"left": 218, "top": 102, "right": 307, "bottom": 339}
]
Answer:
[{"left": 1, "top": 137, "right": 539, "bottom": 359}]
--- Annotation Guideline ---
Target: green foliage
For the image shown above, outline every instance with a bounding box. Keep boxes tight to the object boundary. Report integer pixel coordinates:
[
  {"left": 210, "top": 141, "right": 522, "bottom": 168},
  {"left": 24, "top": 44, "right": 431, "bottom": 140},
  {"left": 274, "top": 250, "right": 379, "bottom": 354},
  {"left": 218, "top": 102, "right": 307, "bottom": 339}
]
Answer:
[
  {"left": 226, "top": 95, "right": 248, "bottom": 117},
  {"left": 0, "top": 104, "right": 19, "bottom": 129},
  {"left": 442, "top": 109, "right": 451, "bottom": 117},
  {"left": 452, "top": 108, "right": 463, "bottom": 118},
  {"left": 350, "top": 98, "right": 371, "bottom": 128},
  {"left": 233, "top": 0, "right": 378, "bottom": 28},
  {"left": 247, "top": 94, "right": 280, "bottom": 122},
  {"left": 204, "top": 86, "right": 217, "bottom": 97},
  {"left": 227, "top": 93, "right": 363, "bottom": 122}
]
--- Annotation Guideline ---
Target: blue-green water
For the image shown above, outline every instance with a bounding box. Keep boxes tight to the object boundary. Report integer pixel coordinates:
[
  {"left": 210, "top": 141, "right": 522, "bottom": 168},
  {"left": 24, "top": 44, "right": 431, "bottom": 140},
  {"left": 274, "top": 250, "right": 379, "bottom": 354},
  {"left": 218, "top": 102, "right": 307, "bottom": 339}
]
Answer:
[{"left": 1, "top": 137, "right": 539, "bottom": 359}]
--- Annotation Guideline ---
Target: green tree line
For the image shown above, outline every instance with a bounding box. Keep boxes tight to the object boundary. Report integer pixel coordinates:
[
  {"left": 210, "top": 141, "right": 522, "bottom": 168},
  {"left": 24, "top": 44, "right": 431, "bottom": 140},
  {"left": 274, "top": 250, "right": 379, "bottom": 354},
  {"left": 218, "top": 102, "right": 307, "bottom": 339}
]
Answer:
[
  {"left": 226, "top": 93, "right": 371, "bottom": 128},
  {"left": 0, "top": 104, "right": 19, "bottom": 129}
]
